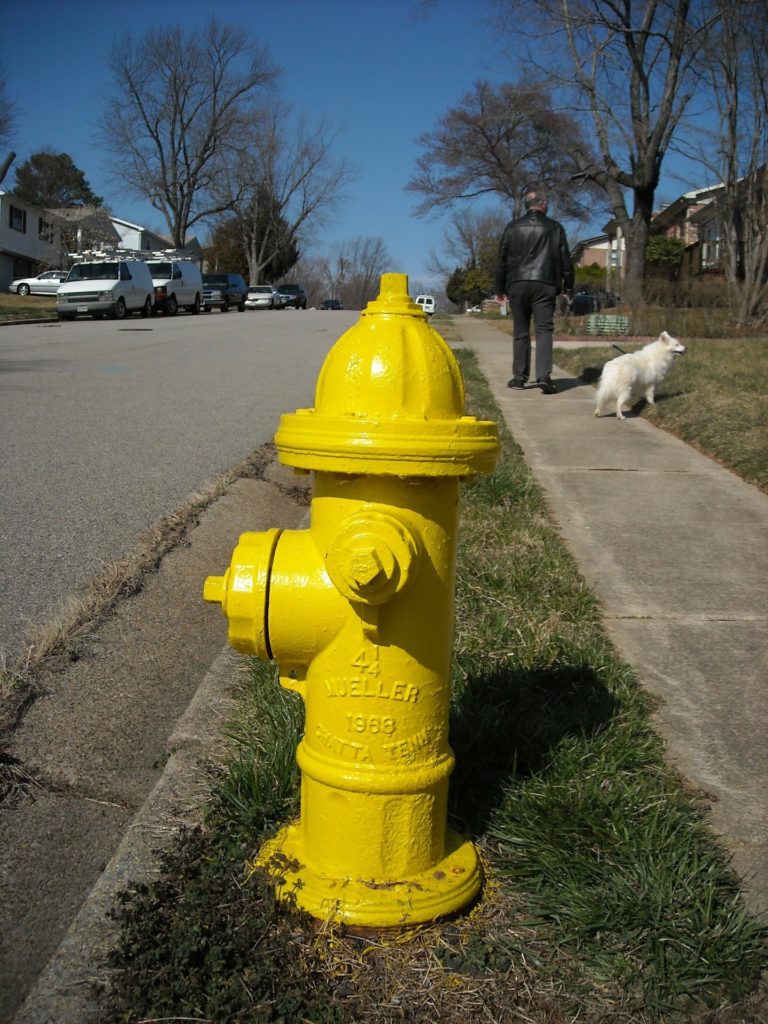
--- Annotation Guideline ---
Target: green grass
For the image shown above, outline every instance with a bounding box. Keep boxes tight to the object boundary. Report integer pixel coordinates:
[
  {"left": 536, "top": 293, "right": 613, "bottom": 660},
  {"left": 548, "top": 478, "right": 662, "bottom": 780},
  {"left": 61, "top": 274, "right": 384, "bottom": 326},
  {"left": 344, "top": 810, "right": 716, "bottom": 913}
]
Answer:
[
  {"left": 0, "top": 293, "right": 57, "bottom": 321},
  {"left": 103, "top": 350, "right": 768, "bottom": 1023},
  {"left": 553, "top": 339, "right": 768, "bottom": 493}
]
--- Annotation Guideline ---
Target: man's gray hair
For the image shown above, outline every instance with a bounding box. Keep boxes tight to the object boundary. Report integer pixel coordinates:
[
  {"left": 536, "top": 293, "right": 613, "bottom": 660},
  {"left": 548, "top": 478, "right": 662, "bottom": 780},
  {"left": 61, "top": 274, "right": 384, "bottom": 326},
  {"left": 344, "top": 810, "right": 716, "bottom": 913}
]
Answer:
[{"left": 523, "top": 188, "right": 547, "bottom": 210}]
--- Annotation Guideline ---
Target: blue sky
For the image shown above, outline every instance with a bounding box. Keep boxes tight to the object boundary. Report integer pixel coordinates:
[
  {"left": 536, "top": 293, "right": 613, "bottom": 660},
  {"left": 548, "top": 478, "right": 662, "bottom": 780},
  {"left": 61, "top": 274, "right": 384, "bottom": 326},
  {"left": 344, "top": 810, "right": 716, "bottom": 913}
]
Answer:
[
  {"left": 3, "top": 0, "right": 516, "bottom": 290},
  {"left": 2, "top": 0, "right": 707, "bottom": 291}
]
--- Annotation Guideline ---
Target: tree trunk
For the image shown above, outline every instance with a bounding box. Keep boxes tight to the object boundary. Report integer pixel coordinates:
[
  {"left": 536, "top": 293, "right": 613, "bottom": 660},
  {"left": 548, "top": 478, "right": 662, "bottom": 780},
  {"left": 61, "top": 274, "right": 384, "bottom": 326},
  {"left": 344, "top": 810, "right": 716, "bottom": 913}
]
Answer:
[
  {"left": 0, "top": 151, "right": 15, "bottom": 185},
  {"left": 621, "top": 192, "right": 654, "bottom": 307}
]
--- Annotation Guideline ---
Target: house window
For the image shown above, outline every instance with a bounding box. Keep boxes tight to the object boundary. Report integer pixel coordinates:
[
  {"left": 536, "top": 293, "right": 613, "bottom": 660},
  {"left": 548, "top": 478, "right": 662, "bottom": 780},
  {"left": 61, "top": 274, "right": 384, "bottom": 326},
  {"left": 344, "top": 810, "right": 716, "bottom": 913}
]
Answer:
[
  {"left": 9, "top": 205, "right": 27, "bottom": 233},
  {"left": 700, "top": 221, "right": 722, "bottom": 270},
  {"left": 38, "top": 217, "right": 54, "bottom": 242}
]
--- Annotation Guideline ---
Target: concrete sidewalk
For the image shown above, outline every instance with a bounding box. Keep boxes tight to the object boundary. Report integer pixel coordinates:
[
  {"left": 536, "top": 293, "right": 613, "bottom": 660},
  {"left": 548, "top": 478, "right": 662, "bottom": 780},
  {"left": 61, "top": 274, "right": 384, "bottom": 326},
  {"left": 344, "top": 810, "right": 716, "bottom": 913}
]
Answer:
[{"left": 455, "top": 315, "right": 768, "bottom": 918}]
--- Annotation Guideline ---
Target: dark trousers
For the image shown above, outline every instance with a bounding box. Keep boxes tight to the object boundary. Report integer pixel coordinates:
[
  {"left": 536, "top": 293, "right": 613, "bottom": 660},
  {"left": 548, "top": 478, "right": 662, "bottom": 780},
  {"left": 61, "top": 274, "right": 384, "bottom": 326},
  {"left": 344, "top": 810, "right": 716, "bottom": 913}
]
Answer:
[{"left": 506, "top": 281, "right": 557, "bottom": 381}]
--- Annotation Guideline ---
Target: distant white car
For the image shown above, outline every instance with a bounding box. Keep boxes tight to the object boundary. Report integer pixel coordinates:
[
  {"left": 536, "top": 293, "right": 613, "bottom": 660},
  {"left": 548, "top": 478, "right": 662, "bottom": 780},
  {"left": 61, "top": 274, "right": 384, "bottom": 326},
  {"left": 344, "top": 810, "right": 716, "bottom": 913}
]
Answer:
[
  {"left": 10, "top": 270, "right": 68, "bottom": 295},
  {"left": 415, "top": 293, "right": 435, "bottom": 315}
]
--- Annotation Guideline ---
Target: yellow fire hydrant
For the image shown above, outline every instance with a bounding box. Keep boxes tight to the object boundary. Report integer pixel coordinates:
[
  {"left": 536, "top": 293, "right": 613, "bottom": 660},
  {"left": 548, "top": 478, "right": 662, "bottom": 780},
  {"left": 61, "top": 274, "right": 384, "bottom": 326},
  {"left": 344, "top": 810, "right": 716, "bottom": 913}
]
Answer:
[{"left": 204, "top": 274, "right": 499, "bottom": 927}]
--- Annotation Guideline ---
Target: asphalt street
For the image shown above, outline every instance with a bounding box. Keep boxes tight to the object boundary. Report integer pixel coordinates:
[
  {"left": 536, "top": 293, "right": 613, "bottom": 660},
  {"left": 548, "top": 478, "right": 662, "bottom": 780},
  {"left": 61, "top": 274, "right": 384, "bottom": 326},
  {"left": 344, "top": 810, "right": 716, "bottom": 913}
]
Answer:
[{"left": 0, "top": 308, "right": 356, "bottom": 661}]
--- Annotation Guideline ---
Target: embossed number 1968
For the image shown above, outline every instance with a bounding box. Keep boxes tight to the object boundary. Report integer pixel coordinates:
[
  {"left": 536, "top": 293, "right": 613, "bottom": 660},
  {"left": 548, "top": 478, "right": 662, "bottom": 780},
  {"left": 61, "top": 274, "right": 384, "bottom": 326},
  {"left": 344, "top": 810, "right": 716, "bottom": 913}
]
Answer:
[{"left": 346, "top": 714, "right": 396, "bottom": 735}]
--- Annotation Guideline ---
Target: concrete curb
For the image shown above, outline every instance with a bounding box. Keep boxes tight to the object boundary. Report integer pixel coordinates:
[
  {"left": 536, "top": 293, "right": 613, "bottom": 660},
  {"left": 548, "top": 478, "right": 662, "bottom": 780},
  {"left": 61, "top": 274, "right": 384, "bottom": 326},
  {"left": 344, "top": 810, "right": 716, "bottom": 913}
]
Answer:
[
  {"left": 0, "top": 318, "right": 58, "bottom": 327},
  {"left": 12, "top": 645, "right": 245, "bottom": 1024}
]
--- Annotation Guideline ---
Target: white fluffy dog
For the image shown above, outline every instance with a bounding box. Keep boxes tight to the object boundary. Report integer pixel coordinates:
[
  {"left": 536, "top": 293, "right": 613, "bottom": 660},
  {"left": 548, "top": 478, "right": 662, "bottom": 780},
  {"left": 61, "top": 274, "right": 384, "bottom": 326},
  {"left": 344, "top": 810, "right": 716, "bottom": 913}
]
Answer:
[{"left": 594, "top": 331, "right": 686, "bottom": 420}]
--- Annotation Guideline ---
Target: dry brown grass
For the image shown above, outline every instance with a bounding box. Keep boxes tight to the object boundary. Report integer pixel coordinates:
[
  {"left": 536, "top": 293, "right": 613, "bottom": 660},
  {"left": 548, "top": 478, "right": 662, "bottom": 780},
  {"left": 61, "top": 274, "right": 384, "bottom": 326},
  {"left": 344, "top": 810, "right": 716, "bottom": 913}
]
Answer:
[
  {"left": 0, "top": 293, "right": 57, "bottom": 321},
  {"left": 305, "top": 878, "right": 584, "bottom": 1024}
]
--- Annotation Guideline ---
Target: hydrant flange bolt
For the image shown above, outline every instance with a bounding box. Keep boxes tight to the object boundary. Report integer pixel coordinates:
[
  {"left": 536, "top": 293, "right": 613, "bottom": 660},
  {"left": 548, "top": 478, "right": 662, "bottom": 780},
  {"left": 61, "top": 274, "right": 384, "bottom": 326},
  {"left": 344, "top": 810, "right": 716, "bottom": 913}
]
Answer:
[{"left": 324, "top": 511, "right": 419, "bottom": 605}]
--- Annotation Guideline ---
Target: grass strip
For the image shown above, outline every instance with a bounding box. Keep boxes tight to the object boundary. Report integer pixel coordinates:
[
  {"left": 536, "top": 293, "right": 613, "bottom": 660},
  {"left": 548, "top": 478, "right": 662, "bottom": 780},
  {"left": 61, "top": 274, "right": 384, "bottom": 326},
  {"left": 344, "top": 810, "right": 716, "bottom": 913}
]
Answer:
[
  {"left": 553, "top": 339, "right": 768, "bottom": 494},
  {"left": 0, "top": 294, "right": 57, "bottom": 321},
  {"left": 103, "top": 350, "right": 767, "bottom": 1023}
]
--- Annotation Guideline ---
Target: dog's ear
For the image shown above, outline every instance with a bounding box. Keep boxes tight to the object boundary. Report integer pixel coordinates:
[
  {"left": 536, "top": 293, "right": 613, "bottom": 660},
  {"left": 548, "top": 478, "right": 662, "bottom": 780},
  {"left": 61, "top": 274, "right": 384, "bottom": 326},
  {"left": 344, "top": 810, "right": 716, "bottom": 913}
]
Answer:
[{"left": 660, "top": 330, "right": 670, "bottom": 343}]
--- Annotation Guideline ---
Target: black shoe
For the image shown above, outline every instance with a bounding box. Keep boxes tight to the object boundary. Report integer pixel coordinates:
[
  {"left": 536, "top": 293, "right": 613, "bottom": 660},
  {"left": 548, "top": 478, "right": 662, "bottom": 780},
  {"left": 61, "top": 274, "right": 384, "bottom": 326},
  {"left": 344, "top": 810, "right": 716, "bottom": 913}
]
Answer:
[
  {"left": 507, "top": 377, "right": 526, "bottom": 390},
  {"left": 537, "top": 375, "right": 557, "bottom": 394}
]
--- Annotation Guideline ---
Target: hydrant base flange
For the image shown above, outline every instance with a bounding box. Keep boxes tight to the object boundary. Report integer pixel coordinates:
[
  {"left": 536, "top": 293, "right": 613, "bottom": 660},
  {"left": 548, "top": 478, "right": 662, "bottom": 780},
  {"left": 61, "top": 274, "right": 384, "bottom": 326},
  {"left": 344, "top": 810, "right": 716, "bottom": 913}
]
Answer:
[{"left": 258, "top": 822, "right": 482, "bottom": 927}]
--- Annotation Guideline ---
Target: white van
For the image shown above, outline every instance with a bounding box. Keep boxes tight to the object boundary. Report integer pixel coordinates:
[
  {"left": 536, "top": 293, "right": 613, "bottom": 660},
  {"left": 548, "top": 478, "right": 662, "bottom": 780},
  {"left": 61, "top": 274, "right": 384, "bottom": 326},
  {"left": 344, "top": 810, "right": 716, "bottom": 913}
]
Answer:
[
  {"left": 57, "top": 258, "right": 154, "bottom": 320},
  {"left": 146, "top": 259, "right": 203, "bottom": 315},
  {"left": 415, "top": 293, "right": 436, "bottom": 316}
]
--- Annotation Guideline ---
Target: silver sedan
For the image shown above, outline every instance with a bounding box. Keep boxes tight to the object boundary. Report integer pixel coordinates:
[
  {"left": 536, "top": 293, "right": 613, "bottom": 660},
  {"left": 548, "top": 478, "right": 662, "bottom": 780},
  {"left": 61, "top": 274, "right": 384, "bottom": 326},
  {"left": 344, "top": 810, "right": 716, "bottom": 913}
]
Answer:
[
  {"left": 245, "top": 285, "right": 286, "bottom": 310},
  {"left": 10, "top": 270, "right": 69, "bottom": 295}
]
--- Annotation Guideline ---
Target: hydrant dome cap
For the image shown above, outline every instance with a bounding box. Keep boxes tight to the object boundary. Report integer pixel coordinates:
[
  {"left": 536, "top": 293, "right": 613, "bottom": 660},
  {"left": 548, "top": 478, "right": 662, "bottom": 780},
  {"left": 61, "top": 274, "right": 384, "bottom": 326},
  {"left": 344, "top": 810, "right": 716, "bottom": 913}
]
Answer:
[{"left": 275, "top": 273, "right": 500, "bottom": 476}]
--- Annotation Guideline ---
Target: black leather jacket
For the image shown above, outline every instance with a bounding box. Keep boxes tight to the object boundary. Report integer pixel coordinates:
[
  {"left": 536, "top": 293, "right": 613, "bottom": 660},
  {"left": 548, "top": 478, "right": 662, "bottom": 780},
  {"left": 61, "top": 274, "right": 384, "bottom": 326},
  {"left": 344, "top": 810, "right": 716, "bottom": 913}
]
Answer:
[{"left": 494, "top": 210, "right": 574, "bottom": 293}]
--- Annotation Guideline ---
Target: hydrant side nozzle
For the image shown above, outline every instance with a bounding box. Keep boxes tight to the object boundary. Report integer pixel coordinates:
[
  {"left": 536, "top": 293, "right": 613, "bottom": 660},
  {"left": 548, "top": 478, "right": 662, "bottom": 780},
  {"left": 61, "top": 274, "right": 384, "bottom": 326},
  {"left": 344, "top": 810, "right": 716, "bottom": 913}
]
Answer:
[{"left": 203, "top": 529, "right": 282, "bottom": 659}]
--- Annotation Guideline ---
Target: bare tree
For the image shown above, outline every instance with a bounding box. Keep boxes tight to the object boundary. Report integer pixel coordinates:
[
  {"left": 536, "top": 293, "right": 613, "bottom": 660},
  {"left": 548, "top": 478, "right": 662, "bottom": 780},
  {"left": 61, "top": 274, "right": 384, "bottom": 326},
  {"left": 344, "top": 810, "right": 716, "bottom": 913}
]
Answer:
[
  {"left": 215, "top": 106, "right": 353, "bottom": 284},
  {"left": 406, "top": 79, "right": 600, "bottom": 222},
  {"left": 496, "top": 0, "right": 725, "bottom": 303},
  {"left": 99, "top": 19, "right": 278, "bottom": 247},
  {"left": 0, "top": 64, "right": 16, "bottom": 185},
  {"left": 316, "top": 237, "right": 392, "bottom": 310},
  {"left": 426, "top": 207, "right": 508, "bottom": 281},
  {"left": 699, "top": 1, "right": 768, "bottom": 321}
]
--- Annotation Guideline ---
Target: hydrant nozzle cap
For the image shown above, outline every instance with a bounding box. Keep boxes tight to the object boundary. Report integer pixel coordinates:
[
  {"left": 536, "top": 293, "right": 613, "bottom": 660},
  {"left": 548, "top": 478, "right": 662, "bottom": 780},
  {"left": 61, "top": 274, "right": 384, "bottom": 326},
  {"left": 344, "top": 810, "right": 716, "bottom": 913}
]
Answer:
[{"left": 274, "top": 273, "right": 500, "bottom": 478}]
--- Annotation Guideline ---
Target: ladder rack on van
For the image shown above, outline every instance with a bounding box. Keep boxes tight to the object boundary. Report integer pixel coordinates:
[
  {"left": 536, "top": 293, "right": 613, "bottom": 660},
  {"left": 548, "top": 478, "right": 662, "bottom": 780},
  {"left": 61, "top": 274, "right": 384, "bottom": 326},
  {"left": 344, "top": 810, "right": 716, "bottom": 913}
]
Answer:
[{"left": 67, "top": 247, "right": 199, "bottom": 263}]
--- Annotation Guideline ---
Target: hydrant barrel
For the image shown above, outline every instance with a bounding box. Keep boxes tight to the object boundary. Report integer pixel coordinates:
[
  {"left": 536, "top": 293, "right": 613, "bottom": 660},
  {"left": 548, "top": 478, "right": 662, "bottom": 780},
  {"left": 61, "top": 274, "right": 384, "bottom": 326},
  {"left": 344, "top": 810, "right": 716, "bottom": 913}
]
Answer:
[{"left": 205, "top": 273, "right": 499, "bottom": 926}]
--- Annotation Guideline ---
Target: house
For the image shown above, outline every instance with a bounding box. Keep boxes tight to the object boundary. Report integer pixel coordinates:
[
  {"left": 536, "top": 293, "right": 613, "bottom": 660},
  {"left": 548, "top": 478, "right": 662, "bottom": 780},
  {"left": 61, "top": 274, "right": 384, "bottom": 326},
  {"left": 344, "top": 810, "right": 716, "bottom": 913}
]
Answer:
[
  {"left": 572, "top": 233, "right": 611, "bottom": 270},
  {"left": 650, "top": 184, "right": 724, "bottom": 246},
  {"left": 111, "top": 217, "right": 205, "bottom": 265},
  {"left": 48, "top": 206, "right": 122, "bottom": 258},
  {"left": 0, "top": 190, "right": 60, "bottom": 291},
  {"left": 576, "top": 226, "right": 625, "bottom": 291},
  {"left": 599, "top": 183, "right": 725, "bottom": 286}
]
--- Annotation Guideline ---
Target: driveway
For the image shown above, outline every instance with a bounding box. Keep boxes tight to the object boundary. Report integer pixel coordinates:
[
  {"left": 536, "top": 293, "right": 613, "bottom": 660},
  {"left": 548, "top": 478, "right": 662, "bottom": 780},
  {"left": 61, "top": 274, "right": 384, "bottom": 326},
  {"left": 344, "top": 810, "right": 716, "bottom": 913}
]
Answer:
[{"left": 0, "top": 309, "right": 356, "bottom": 660}]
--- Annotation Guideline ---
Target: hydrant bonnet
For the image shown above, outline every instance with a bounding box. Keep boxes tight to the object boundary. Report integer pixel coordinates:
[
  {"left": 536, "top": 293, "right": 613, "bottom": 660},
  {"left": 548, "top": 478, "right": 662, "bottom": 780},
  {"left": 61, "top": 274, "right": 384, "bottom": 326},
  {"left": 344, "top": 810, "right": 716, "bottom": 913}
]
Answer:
[{"left": 274, "top": 273, "right": 499, "bottom": 476}]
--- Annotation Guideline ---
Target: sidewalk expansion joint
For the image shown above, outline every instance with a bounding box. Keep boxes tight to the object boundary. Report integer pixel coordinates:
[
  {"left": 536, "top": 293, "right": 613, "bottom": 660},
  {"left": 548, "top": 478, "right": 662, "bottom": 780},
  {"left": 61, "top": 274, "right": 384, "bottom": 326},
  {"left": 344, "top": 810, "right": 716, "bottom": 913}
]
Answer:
[
  {"left": 574, "top": 467, "right": 706, "bottom": 475},
  {"left": 605, "top": 612, "right": 767, "bottom": 623}
]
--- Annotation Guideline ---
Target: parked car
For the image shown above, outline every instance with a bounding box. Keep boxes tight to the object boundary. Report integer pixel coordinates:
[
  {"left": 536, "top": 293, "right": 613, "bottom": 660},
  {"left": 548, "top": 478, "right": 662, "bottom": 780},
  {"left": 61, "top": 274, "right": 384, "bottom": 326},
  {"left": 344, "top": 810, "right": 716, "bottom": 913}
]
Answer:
[
  {"left": 278, "top": 283, "right": 307, "bottom": 309},
  {"left": 202, "top": 273, "right": 247, "bottom": 312},
  {"left": 569, "top": 287, "right": 602, "bottom": 316},
  {"left": 598, "top": 290, "right": 619, "bottom": 308},
  {"left": 415, "top": 293, "right": 436, "bottom": 315},
  {"left": 56, "top": 259, "right": 154, "bottom": 320},
  {"left": 320, "top": 298, "right": 343, "bottom": 310},
  {"left": 10, "top": 270, "right": 68, "bottom": 295},
  {"left": 146, "top": 259, "right": 203, "bottom": 315},
  {"left": 245, "top": 285, "right": 285, "bottom": 310}
]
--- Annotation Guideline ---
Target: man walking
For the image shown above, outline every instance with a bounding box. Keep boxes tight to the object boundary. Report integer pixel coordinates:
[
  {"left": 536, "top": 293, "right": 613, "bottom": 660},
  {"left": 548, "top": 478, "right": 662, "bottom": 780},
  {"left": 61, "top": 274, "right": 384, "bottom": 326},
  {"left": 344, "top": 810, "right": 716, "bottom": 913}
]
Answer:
[{"left": 494, "top": 187, "right": 574, "bottom": 394}]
